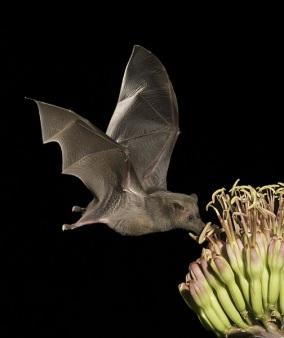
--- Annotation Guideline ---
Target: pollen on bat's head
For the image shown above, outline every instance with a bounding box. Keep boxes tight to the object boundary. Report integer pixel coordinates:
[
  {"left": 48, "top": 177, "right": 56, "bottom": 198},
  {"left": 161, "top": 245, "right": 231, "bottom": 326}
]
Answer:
[{"left": 179, "top": 180, "right": 284, "bottom": 337}]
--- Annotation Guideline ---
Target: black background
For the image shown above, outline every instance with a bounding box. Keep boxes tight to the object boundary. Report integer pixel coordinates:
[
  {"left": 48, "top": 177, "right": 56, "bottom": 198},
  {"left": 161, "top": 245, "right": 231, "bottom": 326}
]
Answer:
[{"left": 0, "top": 11, "right": 283, "bottom": 338}]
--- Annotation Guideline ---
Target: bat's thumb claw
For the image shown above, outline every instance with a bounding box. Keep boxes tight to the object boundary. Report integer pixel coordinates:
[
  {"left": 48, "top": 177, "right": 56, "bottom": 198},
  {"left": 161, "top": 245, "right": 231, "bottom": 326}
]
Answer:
[{"left": 72, "top": 206, "right": 86, "bottom": 213}]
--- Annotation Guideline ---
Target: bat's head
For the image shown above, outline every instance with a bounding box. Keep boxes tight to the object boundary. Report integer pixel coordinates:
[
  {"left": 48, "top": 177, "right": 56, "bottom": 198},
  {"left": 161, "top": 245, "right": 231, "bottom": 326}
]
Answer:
[{"left": 164, "top": 192, "right": 205, "bottom": 235}]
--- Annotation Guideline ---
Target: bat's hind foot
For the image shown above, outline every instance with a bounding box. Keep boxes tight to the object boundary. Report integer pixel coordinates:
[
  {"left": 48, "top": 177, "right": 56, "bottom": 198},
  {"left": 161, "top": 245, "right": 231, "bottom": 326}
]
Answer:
[
  {"left": 62, "top": 223, "right": 80, "bottom": 231},
  {"left": 62, "top": 224, "right": 70, "bottom": 231},
  {"left": 72, "top": 206, "right": 86, "bottom": 213},
  {"left": 62, "top": 206, "right": 87, "bottom": 231}
]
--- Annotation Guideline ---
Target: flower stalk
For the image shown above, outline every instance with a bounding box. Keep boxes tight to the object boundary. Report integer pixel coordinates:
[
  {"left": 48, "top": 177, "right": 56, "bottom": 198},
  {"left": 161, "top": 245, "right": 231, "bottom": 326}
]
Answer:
[{"left": 180, "top": 181, "right": 284, "bottom": 337}]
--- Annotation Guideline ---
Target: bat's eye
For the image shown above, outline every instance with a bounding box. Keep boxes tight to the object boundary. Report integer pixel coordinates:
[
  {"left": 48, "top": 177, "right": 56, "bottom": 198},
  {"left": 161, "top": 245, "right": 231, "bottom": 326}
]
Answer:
[
  {"left": 173, "top": 202, "right": 185, "bottom": 211},
  {"left": 188, "top": 215, "right": 194, "bottom": 221}
]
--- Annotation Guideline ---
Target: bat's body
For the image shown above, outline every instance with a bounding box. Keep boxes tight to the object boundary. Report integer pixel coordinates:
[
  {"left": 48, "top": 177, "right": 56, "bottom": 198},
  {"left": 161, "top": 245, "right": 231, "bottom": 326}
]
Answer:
[
  {"left": 32, "top": 45, "right": 204, "bottom": 236},
  {"left": 74, "top": 191, "right": 202, "bottom": 236}
]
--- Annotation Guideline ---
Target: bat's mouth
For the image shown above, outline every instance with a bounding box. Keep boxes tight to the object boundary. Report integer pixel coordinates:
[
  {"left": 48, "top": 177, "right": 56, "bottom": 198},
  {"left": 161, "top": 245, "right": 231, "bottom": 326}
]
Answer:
[{"left": 189, "top": 219, "right": 205, "bottom": 236}]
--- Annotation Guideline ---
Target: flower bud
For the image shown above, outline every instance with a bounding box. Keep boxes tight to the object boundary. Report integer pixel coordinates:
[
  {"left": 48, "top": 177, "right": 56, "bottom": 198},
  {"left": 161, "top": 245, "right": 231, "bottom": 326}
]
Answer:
[{"left": 211, "top": 255, "right": 235, "bottom": 284}]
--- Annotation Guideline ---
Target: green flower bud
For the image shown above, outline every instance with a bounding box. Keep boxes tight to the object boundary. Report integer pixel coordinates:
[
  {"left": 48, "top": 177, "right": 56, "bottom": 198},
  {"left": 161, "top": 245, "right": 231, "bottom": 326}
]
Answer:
[
  {"left": 226, "top": 242, "right": 250, "bottom": 304},
  {"left": 245, "top": 246, "right": 264, "bottom": 317},
  {"left": 267, "top": 239, "right": 284, "bottom": 307},
  {"left": 211, "top": 255, "right": 248, "bottom": 321},
  {"left": 189, "top": 262, "right": 231, "bottom": 329},
  {"left": 200, "top": 258, "right": 248, "bottom": 329}
]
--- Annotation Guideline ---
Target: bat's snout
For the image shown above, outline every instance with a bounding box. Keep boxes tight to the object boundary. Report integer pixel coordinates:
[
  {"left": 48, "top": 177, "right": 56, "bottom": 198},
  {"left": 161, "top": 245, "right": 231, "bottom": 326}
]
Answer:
[{"left": 190, "top": 219, "right": 205, "bottom": 236}]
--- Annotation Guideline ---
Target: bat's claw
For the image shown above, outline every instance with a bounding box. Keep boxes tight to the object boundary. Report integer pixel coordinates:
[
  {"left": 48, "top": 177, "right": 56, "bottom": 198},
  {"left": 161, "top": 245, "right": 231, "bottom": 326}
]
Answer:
[
  {"left": 62, "top": 223, "right": 78, "bottom": 231},
  {"left": 62, "top": 222, "right": 83, "bottom": 231},
  {"left": 72, "top": 206, "right": 86, "bottom": 213}
]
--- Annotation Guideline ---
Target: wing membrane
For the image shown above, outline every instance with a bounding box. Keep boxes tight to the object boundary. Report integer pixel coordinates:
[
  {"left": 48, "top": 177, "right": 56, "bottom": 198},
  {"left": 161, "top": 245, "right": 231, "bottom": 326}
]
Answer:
[
  {"left": 35, "top": 100, "right": 129, "bottom": 201},
  {"left": 107, "top": 45, "right": 180, "bottom": 192}
]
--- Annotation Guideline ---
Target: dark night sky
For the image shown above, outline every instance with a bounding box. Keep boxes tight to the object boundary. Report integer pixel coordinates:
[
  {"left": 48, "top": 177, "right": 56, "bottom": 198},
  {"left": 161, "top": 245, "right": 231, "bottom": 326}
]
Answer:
[{"left": 0, "top": 12, "right": 283, "bottom": 338}]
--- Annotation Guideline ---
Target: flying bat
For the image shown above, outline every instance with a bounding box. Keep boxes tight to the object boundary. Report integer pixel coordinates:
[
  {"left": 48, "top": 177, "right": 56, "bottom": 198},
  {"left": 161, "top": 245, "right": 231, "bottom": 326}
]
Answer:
[{"left": 30, "top": 45, "right": 204, "bottom": 236}]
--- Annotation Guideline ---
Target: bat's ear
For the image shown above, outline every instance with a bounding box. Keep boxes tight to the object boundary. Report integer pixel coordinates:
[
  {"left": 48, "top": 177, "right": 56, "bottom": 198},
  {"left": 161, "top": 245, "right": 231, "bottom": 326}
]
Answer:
[{"left": 190, "top": 193, "right": 198, "bottom": 202}]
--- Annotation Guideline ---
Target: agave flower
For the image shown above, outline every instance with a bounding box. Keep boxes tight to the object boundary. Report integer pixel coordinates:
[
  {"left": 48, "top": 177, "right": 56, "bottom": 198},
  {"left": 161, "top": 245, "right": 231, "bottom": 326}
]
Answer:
[{"left": 179, "top": 181, "right": 284, "bottom": 338}]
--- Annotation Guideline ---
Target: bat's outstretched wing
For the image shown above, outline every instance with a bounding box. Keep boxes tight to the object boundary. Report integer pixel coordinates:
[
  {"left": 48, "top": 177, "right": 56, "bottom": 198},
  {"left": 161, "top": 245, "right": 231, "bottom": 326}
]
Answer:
[
  {"left": 106, "top": 45, "right": 180, "bottom": 193},
  {"left": 33, "top": 100, "right": 135, "bottom": 205}
]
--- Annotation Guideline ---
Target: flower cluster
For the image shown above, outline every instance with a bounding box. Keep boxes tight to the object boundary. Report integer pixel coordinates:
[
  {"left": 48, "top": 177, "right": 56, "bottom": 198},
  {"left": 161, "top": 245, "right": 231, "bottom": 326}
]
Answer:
[{"left": 179, "top": 181, "right": 284, "bottom": 337}]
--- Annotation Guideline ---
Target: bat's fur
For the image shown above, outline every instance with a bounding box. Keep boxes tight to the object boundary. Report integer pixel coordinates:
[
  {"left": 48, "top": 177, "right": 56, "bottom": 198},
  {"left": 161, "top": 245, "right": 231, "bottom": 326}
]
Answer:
[
  {"left": 32, "top": 45, "right": 205, "bottom": 236},
  {"left": 73, "top": 192, "right": 203, "bottom": 236},
  {"left": 113, "top": 191, "right": 203, "bottom": 235}
]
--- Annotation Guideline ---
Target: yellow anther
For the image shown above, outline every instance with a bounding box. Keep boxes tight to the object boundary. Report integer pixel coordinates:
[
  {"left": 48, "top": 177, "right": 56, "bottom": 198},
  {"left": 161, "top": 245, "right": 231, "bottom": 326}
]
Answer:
[
  {"left": 212, "top": 188, "right": 226, "bottom": 204},
  {"left": 229, "top": 178, "right": 241, "bottom": 194}
]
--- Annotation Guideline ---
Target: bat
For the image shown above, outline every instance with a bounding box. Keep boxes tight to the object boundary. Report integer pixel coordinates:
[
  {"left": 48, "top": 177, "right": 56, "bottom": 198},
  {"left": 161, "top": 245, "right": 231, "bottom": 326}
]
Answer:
[{"left": 29, "top": 45, "right": 204, "bottom": 236}]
